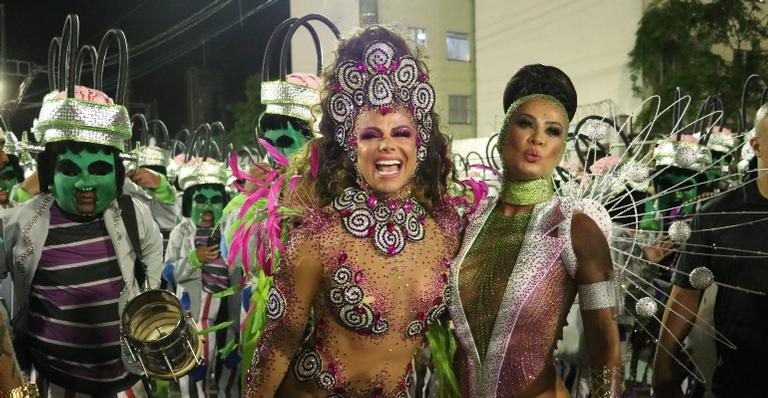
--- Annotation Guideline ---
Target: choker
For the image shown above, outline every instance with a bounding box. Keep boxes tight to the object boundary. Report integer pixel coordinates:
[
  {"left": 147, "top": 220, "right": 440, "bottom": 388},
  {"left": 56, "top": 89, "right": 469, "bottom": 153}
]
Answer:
[
  {"left": 332, "top": 187, "right": 426, "bottom": 256},
  {"left": 500, "top": 177, "right": 555, "bottom": 205}
]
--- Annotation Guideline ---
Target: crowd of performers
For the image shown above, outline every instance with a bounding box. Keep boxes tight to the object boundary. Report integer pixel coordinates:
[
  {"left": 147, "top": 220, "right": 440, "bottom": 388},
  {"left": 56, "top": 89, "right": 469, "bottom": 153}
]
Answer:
[{"left": 0, "top": 12, "right": 766, "bottom": 398}]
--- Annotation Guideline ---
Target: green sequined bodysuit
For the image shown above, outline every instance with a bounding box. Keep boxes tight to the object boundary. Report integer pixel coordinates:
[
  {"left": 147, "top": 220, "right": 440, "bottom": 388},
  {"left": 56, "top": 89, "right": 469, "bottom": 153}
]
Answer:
[{"left": 458, "top": 209, "right": 531, "bottom": 360}]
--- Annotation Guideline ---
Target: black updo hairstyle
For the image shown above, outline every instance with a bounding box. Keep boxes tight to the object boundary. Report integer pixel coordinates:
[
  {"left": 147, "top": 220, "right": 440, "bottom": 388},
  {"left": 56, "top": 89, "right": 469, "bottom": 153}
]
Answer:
[
  {"left": 38, "top": 141, "right": 125, "bottom": 196},
  {"left": 502, "top": 64, "right": 577, "bottom": 119}
]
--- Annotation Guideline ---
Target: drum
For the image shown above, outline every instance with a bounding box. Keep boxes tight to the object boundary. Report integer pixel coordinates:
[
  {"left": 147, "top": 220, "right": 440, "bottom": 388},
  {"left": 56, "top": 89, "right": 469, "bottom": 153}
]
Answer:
[{"left": 121, "top": 289, "right": 203, "bottom": 381}]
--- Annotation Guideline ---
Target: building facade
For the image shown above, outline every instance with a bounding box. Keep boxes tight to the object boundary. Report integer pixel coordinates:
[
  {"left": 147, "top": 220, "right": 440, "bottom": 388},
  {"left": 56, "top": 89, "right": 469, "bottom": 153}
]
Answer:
[{"left": 289, "top": 0, "right": 478, "bottom": 139}]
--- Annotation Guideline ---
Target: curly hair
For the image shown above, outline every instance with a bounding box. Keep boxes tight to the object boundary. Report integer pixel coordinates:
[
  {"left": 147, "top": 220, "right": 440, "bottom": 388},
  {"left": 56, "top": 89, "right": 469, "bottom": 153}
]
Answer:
[{"left": 295, "top": 25, "right": 454, "bottom": 212}]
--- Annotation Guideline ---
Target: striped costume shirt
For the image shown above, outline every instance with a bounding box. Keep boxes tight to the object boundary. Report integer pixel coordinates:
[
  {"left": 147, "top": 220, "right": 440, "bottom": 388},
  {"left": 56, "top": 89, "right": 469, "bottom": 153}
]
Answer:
[{"left": 28, "top": 204, "right": 137, "bottom": 394}]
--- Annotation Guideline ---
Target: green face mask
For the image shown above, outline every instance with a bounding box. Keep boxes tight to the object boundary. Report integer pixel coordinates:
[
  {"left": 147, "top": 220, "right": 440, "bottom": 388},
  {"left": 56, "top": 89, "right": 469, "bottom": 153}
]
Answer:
[
  {"left": 0, "top": 165, "right": 17, "bottom": 200},
  {"left": 53, "top": 149, "right": 117, "bottom": 216},
  {"left": 190, "top": 186, "right": 225, "bottom": 227},
  {"left": 263, "top": 123, "right": 308, "bottom": 158}
]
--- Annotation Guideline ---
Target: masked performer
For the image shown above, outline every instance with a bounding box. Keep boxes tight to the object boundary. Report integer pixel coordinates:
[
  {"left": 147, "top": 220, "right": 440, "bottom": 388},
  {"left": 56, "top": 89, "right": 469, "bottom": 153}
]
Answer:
[
  {"left": 0, "top": 154, "right": 24, "bottom": 210},
  {"left": 0, "top": 81, "right": 163, "bottom": 396},
  {"left": 228, "top": 25, "right": 460, "bottom": 397},
  {"left": 449, "top": 64, "right": 622, "bottom": 397},
  {"left": 165, "top": 158, "right": 230, "bottom": 397},
  {"left": 125, "top": 117, "right": 180, "bottom": 253}
]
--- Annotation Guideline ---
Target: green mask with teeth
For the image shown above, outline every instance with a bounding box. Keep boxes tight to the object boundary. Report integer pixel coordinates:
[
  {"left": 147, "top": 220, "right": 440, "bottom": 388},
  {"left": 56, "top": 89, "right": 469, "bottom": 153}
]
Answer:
[
  {"left": 190, "top": 186, "right": 225, "bottom": 227},
  {"left": 53, "top": 149, "right": 117, "bottom": 216}
]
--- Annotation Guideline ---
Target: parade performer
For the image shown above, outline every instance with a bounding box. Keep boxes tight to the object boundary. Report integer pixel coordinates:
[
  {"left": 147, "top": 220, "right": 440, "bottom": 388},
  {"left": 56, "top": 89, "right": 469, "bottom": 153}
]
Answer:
[
  {"left": 0, "top": 153, "right": 25, "bottom": 209},
  {"left": 227, "top": 24, "right": 462, "bottom": 397},
  {"left": 449, "top": 64, "right": 622, "bottom": 397},
  {"left": 165, "top": 134, "right": 231, "bottom": 397},
  {"left": 0, "top": 16, "right": 162, "bottom": 397},
  {"left": 125, "top": 116, "right": 180, "bottom": 253}
]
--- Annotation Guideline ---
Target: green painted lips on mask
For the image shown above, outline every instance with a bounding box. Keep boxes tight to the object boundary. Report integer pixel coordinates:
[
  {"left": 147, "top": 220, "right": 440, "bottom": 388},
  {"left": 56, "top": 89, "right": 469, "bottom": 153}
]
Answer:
[
  {"left": 190, "top": 186, "right": 224, "bottom": 227},
  {"left": 53, "top": 149, "right": 117, "bottom": 216},
  {"left": 263, "top": 123, "right": 308, "bottom": 158},
  {"left": 0, "top": 165, "right": 17, "bottom": 201}
]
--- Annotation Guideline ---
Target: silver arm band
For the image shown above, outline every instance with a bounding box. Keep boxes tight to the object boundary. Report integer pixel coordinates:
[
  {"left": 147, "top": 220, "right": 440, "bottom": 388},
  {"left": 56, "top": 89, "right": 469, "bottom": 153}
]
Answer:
[{"left": 578, "top": 280, "right": 616, "bottom": 310}]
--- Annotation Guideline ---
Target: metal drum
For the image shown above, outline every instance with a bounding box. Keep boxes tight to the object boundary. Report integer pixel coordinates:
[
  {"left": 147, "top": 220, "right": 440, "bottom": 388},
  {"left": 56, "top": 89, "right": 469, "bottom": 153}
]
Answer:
[{"left": 121, "top": 289, "right": 203, "bottom": 381}]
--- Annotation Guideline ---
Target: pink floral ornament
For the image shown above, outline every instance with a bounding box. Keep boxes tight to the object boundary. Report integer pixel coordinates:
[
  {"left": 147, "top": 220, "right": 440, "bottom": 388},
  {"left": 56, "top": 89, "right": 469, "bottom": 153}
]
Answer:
[
  {"left": 588, "top": 155, "right": 620, "bottom": 175},
  {"left": 678, "top": 134, "right": 698, "bottom": 144},
  {"left": 53, "top": 85, "right": 115, "bottom": 104}
]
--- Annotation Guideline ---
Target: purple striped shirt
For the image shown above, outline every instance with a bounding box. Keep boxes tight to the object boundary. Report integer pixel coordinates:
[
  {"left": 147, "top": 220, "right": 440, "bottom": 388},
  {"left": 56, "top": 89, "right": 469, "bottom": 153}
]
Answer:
[{"left": 28, "top": 204, "right": 130, "bottom": 391}]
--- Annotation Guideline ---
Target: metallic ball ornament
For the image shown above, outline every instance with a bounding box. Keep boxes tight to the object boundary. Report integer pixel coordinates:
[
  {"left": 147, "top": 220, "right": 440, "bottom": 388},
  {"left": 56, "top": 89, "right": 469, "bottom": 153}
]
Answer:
[
  {"left": 689, "top": 266, "right": 715, "bottom": 290},
  {"left": 668, "top": 220, "right": 692, "bottom": 243},
  {"left": 582, "top": 119, "right": 609, "bottom": 140},
  {"left": 674, "top": 145, "right": 698, "bottom": 169},
  {"left": 635, "top": 296, "right": 658, "bottom": 318},
  {"left": 623, "top": 163, "right": 650, "bottom": 184}
]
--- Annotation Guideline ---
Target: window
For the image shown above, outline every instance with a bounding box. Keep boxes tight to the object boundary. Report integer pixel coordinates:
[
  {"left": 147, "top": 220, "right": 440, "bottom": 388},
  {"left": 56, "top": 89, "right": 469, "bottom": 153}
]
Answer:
[
  {"left": 446, "top": 32, "right": 470, "bottom": 62},
  {"left": 359, "top": 0, "right": 378, "bottom": 26},
  {"left": 449, "top": 95, "right": 472, "bottom": 124},
  {"left": 407, "top": 27, "right": 427, "bottom": 46}
]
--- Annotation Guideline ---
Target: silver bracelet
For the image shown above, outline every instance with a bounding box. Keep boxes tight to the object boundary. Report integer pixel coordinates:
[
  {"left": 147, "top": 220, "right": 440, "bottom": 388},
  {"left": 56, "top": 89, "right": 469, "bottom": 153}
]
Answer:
[{"left": 578, "top": 280, "right": 616, "bottom": 310}]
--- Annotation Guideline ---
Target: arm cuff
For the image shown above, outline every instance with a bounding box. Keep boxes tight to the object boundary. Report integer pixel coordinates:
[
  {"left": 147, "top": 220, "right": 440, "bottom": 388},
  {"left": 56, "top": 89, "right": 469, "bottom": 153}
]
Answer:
[
  {"left": 590, "top": 366, "right": 623, "bottom": 397},
  {"left": 578, "top": 280, "right": 616, "bottom": 310}
]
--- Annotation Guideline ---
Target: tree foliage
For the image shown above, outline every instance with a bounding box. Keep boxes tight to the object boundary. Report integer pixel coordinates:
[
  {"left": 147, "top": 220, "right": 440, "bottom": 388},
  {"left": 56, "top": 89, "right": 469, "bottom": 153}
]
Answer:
[
  {"left": 628, "top": 0, "right": 768, "bottom": 133},
  {"left": 229, "top": 74, "right": 265, "bottom": 146}
]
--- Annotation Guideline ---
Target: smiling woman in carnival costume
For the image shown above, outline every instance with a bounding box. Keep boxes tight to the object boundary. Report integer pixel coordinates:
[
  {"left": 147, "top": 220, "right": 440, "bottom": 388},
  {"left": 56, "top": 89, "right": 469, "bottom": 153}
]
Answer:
[
  {"left": 226, "top": 25, "right": 463, "bottom": 397},
  {"left": 449, "top": 64, "right": 622, "bottom": 397}
]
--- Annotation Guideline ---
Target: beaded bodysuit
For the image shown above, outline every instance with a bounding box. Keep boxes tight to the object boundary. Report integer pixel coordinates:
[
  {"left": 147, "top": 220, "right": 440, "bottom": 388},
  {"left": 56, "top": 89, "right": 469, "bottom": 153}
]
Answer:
[
  {"left": 246, "top": 199, "right": 461, "bottom": 397},
  {"left": 449, "top": 195, "right": 611, "bottom": 397}
]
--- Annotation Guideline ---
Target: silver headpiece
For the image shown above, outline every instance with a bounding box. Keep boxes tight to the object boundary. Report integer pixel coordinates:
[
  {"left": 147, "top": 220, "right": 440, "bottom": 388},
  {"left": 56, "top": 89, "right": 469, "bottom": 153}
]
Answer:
[
  {"left": 36, "top": 15, "right": 131, "bottom": 152},
  {"left": 328, "top": 41, "right": 435, "bottom": 162},
  {"left": 177, "top": 160, "right": 228, "bottom": 191}
]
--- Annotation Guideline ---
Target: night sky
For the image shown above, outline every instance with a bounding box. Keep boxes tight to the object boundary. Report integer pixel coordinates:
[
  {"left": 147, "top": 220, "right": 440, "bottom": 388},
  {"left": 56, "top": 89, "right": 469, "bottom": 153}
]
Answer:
[{"left": 2, "top": 0, "right": 288, "bottom": 137}]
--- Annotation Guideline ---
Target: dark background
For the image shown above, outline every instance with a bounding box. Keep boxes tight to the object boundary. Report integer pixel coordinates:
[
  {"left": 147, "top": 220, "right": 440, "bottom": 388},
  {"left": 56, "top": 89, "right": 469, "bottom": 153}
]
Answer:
[{"left": 0, "top": 0, "right": 289, "bottom": 140}]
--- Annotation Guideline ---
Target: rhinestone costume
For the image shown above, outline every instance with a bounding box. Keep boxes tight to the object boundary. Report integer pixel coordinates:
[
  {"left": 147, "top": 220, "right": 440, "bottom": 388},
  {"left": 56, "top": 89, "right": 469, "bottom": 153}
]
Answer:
[
  {"left": 245, "top": 201, "right": 461, "bottom": 397},
  {"left": 449, "top": 195, "right": 613, "bottom": 397}
]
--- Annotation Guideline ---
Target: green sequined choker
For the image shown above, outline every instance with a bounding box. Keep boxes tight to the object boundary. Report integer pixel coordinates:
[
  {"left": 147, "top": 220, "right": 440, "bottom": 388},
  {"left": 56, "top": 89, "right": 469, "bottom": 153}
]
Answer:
[{"left": 500, "top": 177, "right": 555, "bottom": 205}]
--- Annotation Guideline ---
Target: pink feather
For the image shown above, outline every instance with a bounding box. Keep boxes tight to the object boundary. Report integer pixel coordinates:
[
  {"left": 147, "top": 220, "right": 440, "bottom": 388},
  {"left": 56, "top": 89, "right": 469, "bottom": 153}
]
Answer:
[
  {"left": 461, "top": 178, "right": 489, "bottom": 215},
  {"left": 239, "top": 188, "right": 269, "bottom": 218},
  {"left": 289, "top": 175, "right": 302, "bottom": 193},
  {"left": 258, "top": 138, "right": 289, "bottom": 168},
  {"left": 240, "top": 302, "right": 256, "bottom": 331}
]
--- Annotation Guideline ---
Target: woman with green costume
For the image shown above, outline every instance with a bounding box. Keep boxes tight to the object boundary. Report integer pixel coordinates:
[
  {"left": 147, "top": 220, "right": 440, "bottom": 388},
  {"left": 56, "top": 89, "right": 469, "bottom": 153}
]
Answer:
[{"left": 448, "top": 64, "right": 623, "bottom": 397}]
